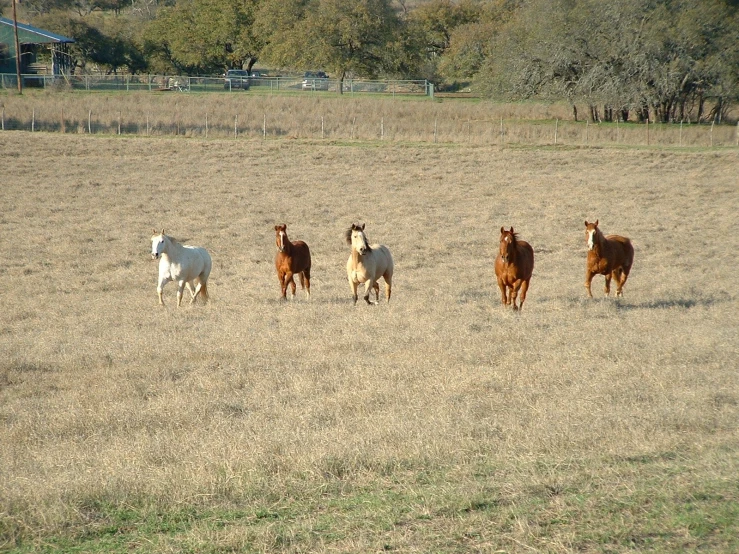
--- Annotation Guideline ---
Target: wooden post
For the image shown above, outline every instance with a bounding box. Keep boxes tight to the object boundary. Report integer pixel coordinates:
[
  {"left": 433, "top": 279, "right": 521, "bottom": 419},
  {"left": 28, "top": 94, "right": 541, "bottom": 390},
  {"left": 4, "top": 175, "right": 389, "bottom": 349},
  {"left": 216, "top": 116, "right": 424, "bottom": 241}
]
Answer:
[
  {"left": 351, "top": 116, "right": 356, "bottom": 140},
  {"left": 263, "top": 114, "right": 266, "bottom": 139},
  {"left": 500, "top": 117, "right": 504, "bottom": 145},
  {"left": 585, "top": 120, "right": 588, "bottom": 144},
  {"left": 118, "top": 111, "right": 121, "bottom": 135},
  {"left": 646, "top": 118, "right": 649, "bottom": 146},
  {"left": 205, "top": 113, "right": 208, "bottom": 138},
  {"left": 88, "top": 110, "right": 92, "bottom": 134},
  {"left": 321, "top": 115, "right": 324, "bottom": 139},
  {"left": 234, "top": 114, "right": 238, "bottom": 137},
  {"left": 679, "top": 120, "right": 683, "bottom": 147},
  {"left": 146, "top": 113, "right": 149, "bottom": 137},
  {"left": 434, "top": 118, "right": 437, "bottom": 144},
  {"left": 32, "top": 108, "right": 35, "bottom": 132},
  {"left": 736, "top": 121, "right": 739, "bottom": 147},
  {"left": 381, "top": 117, "right": 384, "bottom": 140},
  {"left": 467, "top": 119, "right": 471, "bottom": 143},
  {"left": 710, "top": 119, "right": 714, "bottom": 147},
  {"left": 616, "top": 118, "right": 619, "bottom": 144},
  {"left": 554, "top": 119, "right": 558, "bottom": 145},
  {"left": 2, "top": 107, "right": 4, "bottom": 131}
]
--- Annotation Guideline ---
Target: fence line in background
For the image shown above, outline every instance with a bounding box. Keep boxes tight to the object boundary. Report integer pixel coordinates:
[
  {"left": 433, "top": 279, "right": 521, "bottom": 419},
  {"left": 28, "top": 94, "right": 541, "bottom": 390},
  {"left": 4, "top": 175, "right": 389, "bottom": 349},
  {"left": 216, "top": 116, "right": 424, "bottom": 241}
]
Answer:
[
  {"left": 0, "top": 72, "right": 432, "bottom": 97},
  {"left": 0, "top": 107, "right": 737, "bottom": 148}
]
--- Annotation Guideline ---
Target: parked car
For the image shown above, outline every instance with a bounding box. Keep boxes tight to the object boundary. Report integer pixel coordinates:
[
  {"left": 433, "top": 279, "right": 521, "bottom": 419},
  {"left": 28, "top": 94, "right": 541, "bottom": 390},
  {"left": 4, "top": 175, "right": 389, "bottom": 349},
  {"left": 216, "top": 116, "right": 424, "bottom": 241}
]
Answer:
[
  {"left": 224, "top": 69, "right": 250, "bottom": 90},
  {"left": 302, "top": 71, "right": 329, "bottom": 91}
]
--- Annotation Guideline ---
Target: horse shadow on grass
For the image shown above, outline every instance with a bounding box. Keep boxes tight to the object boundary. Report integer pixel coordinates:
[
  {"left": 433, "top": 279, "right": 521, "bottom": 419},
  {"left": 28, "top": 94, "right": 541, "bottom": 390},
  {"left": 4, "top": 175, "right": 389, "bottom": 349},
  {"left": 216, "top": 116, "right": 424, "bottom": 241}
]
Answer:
[{"left": 614, "top": 291, "right": 733, "bottom": 311}]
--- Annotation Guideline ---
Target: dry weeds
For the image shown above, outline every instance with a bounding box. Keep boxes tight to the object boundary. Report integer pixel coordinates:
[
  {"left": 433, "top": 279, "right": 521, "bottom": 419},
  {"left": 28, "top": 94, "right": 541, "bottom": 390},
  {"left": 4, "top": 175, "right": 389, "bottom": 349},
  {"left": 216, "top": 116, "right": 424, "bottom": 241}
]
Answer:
[{"left": 0, "top": 129, "right": 738, "bottom": 552}]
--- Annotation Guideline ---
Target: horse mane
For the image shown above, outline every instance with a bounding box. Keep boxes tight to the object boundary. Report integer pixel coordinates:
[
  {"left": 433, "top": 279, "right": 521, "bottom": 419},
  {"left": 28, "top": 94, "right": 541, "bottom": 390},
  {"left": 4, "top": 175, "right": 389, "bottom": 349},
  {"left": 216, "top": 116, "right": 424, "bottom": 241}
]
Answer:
[{"left": 344, "top": 226, "right": 354, "bottom": 246}]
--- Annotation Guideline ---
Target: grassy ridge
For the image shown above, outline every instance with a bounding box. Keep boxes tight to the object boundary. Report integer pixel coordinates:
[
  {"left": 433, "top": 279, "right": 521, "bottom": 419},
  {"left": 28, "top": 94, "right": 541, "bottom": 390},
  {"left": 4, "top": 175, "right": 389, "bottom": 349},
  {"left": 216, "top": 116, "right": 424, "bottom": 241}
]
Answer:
[{"left": 1, "top": 130, "right": 738, "bottom": 552}]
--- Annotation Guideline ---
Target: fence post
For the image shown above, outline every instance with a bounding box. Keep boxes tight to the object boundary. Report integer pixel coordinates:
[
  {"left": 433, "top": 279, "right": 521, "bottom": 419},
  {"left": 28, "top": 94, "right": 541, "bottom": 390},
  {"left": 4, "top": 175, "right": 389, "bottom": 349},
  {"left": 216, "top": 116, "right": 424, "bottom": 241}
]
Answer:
[
  {"left": 88, "top": 110, "right": 91, "bottom": 134},
  {"left": 118, "top": 111, "right": 121, "bottom": 135},
  {"left": 381, "top": 117, "right": 384, "bottom": 140},
  {"left": 263, "top": 114, "right": 266, "bottom": 139},
  {"left": 1, "top": 107, "right": 4, "bottom": 131},
  {"left": 616, "top": 117, "right": 619, "bottom": 144},
  {"left": 736, "top": 120, "right": 738, "bottom": 147},
  {"left": 205, "top": 113, "right": 208, "bottom": 138},
  {"left": 646, "top": 118, "right": 649, "bottom": 146},
  {"left": 146, "top": 113, "right": 149, "bottom": 136},
  {"left": 61, "top": 108, "right": 64, "bottom": 133},
  {"left": 585, "top": 120, "right": 588, "bottom": 144},
  {"left": 321, "top": 115, "right": 324, "bottom": 139},
  {"left": 434, "top": 118, "right": 437, "bottom": 144},
  {"left": 234, "top": 115, "right": 238, "bottom": 138},
  {"left": 710, "top": 119, "right": 714, "bottom": 147},
  {"left": 679, "top": 120, "right": 683, "bottom": 147},
  {"left": 351, "top": 116, "right": 356, "bottom": 140},
  {"left": 32, "top": 108, "right": 35, "bottom": 132},
  {"left": 554, "top": 119, "right": 558, "bottom": 145},
  {"left": 500, "top": 117, "right": 504, "bottom": 145}
]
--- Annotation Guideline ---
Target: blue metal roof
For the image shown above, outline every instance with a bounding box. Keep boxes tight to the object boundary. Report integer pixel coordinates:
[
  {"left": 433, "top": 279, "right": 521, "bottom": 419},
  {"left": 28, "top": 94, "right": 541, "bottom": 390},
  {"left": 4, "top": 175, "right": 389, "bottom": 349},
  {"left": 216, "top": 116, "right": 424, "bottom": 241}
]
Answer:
[{"left": 0, "top": 16, "right": 74, "bottom": 44}]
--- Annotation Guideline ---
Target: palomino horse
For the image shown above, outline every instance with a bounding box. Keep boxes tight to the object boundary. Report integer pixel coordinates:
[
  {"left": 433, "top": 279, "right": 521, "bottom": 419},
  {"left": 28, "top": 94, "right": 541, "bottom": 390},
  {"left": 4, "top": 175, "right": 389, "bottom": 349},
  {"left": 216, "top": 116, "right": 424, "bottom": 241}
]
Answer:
[
  {"left": 345, "top": 223, "right": 394, "bottom": 305},
  {"left": 584, "top": 220, "right": 634, "bottom": 297},
  {"left": 494, "top": 227, "right": 535, "bottom": 311},
  {"left": 274, "top": 224, "right": 311, "bottom": 299},
  {"left": 150, "top": 229, "right": 212, "bottom": 307}
]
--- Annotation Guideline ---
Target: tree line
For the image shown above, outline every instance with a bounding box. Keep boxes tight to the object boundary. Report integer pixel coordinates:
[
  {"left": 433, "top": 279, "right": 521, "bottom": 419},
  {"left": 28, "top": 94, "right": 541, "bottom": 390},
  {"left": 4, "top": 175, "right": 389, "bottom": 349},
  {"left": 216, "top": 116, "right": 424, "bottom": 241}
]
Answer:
[{"left": 4, "top": 0, "right": 738, "bottom": 122}]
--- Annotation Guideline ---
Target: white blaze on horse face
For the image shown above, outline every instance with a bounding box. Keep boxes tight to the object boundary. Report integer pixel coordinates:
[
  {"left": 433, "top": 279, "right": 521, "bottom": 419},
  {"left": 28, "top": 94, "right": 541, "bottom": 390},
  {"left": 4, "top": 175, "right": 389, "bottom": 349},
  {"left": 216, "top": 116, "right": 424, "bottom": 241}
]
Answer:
[
  {"left": 587, "top": 229, "right": 596, "bottom": 250},
  {"left": 278, "top": 230, "right": 286, "bottom": 252}
]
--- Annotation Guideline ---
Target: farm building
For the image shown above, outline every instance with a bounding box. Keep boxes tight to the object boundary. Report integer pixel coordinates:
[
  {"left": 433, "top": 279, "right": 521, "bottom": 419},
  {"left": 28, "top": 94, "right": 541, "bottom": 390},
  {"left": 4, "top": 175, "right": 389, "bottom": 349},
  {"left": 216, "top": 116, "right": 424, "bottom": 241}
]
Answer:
[{"left": 0, "top": 16, "right": 74, "bottom": 82}]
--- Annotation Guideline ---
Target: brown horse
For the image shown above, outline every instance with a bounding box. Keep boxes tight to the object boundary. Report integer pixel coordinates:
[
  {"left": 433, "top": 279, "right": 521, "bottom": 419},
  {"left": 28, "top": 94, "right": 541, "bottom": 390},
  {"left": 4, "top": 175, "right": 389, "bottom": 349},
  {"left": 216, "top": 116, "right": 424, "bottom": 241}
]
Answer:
[
  {"left": 274, "top": 224, "right": 311, "bottom": 299},
  {"left": 584, "top": 220, "right": 634, "bottom": 297},
  {"left": 494, "top": 227, "right": 534, "bottom": 311}
]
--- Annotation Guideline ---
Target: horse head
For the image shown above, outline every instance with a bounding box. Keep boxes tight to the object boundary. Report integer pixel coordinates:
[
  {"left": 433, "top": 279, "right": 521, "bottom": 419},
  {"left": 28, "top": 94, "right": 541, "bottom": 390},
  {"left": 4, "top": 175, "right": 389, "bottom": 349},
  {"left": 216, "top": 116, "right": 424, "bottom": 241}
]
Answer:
[
  {"left": 275, "top": 224, "right": 288, "bottom": 252},
  {"left": 346, "top": 223, "right": 371, "bottom": 255},
  {"left": 151, "top": 228, "right": 166, "bottom": 259},
  {"left": 499, "top": 226, "right": 516, "bottom": 263},
  {"left": 585, "top": 220, "right": 600, "bottom": 251}
]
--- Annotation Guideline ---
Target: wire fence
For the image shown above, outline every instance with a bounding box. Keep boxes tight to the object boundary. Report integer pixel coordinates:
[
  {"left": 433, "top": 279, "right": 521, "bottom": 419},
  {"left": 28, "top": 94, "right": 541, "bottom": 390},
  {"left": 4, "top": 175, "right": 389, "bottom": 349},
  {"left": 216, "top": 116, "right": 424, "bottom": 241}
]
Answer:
[{"left": 0, "top": 73, "right": 433, "bottom": 97}]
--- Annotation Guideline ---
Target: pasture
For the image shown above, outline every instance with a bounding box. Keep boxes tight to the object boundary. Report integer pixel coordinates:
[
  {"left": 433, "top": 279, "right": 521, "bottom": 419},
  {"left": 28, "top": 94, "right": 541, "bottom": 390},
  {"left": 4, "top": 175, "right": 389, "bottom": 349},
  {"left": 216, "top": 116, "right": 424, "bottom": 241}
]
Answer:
[{"left": 1, "top": 130, "right": 738, "bottom": 553}]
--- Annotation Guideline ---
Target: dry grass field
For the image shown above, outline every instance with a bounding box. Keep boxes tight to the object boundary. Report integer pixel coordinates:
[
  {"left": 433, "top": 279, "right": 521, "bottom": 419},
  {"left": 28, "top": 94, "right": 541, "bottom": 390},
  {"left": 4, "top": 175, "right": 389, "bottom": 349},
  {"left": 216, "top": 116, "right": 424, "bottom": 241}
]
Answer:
[{"left": 1, "top": 124, "right": 738, "bottom": 553}]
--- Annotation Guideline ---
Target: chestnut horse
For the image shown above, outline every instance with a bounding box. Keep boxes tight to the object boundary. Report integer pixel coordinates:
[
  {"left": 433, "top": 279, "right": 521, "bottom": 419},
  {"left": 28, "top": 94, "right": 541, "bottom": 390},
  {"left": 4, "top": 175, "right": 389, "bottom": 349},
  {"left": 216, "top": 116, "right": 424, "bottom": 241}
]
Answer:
[
  {"left": 274, "top": 224, "right": 311, "bottom": 299},
  {"left": 345, "top": 223, "right": 394, "bottom": 305},
  {"left": 584, "top": 220, "right": 634, "bottom": 297},
  {"left": 494, "top": 227, "right": 534, "bottom": 311}
]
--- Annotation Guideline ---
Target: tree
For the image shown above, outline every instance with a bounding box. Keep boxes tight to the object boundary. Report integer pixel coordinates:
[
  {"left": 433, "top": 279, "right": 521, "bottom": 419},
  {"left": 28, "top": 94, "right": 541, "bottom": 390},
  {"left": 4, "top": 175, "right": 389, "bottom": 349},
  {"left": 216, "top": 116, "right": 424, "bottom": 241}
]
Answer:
[
  {"left": 144, "top": 0, "right": 263, "bottom": 74},
  {"left": 259, "top": 0, "right": 400, "bottom": 87}
]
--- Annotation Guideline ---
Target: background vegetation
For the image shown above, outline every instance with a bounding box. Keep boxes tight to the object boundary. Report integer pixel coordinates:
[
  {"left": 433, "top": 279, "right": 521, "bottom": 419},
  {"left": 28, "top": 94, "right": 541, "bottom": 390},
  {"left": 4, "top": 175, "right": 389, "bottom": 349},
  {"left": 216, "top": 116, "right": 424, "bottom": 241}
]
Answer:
[
  {"left": 3, "top": 0, "right": 738, "bottom": 121},
  {"left": 1, "top": 124, "right": 738, "bottom": 552}
]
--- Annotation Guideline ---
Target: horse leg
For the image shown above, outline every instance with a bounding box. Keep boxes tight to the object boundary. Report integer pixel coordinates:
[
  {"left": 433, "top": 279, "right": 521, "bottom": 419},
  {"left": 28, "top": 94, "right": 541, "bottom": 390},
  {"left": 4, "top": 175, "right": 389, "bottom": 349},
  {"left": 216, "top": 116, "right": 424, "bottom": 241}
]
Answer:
[
  {"left": 373, "top": 282, "right": 380, "bottom": 303},
  {"left": 176, "top": 280, "right": 186, "bottom": 307},
  {"left": 185, "top": 281, "right": 196, "bottom": 300},
  {"left": 497, "top": 277, "right": 507, "bottom": 306},
  {"left": 584, "top": 270, "right": 595, "bottom": 298},
  {"left": 190, "top": 280, "right": 204, "bottom": 304},
  {"left": 364, "top": 279, "right": 376, "bottom": 305},
  {"left": 278, "top": 270, "right": 288, "bottom": 299},
  {"left": 287, "top": 272, "right": 297, "bottom": 300},
  {"left": 518, "top": 279, "right": 530, "bottom": 311},
  {"left": 384, "top": 275, "right": 392, "bottom": 303},
  {"left": 350, "top": 279, "right": 359, "bottom": 305},
  {"left": 301, "top": 269, "right": 311, "bottom": 299},
  {"left": 157, "top": 277, "right": 168, "bottom": 306},
  {"left": 604, "top": 273, "right": 612, "bottom": 296},
  {"left": 510, "top": 280, "right": 521, "bottom": 311},
  {"left": 614, "top": 268, "right": 627, "bottom": 297}
]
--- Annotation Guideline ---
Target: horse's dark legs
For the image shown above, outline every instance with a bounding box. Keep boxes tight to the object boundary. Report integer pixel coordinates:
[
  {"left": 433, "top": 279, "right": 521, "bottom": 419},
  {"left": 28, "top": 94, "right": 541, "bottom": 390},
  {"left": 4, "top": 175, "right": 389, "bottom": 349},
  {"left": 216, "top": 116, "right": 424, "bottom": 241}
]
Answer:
[
  {"left": 517, "top": 279, "right": 530, "bottom": 311},
  {"left": 373, "top": 282, "right": 380, "bottom": 303},
  {"left": 604, "top": 273, "right": 612, "bottom": 296},
  {"left": 614, "top": 268, "right": 628, "bottom": 297},
  {"left": 301, "top": 269, "right": 311, "bottom": 298},
  {"left": 363, "top": 280, "right": 376, "bottom": 304},
  {"left": 497, "top": 278, "right": 508, "bottom": 306}
]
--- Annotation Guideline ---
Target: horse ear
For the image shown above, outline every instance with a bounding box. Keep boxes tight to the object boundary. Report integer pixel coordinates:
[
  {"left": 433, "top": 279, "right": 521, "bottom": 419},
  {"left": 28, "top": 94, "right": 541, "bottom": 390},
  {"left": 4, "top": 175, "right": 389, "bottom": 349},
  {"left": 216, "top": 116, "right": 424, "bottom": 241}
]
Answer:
[
  {"left": 360, "top": 223, "right": 365, "bottom": 231},
  {"left": 584, "top": 220, "right": 589, "bottom": 227},
  {"left": 510, "top": 227, "right": 514, "bottom": 234},
  {"left": 161, "top": 229, "right": 165, "bottom": 236},
  {"left": 500, "top": 226, "right": 505, "bottom": 234},
  {"left": 594, "top": 219, "right": 599, "bottom": 227},
  {"left": 152, "top": 228, "right": 157, "bottom": 235}
]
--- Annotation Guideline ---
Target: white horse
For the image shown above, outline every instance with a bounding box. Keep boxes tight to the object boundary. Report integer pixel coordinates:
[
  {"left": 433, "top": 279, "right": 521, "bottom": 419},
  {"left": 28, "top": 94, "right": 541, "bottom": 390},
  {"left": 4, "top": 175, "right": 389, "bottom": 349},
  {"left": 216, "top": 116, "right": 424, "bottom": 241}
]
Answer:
[
  {"left": 150, "top": 229, "right": 212, "bottom": 307},
  {"left": 345, "top": 223, "right": 394, "bottom": 305}
]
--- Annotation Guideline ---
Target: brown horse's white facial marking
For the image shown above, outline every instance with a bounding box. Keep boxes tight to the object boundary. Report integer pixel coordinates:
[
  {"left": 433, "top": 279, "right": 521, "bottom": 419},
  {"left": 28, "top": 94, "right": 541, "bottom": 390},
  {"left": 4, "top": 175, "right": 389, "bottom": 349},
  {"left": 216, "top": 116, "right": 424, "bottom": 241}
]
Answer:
[
  {"left": 500, "top": 233, "right": 513, "bottom": 263},
  {"left": 151, "top": 235, "right": 165, "bottom": 259},
  {"left": 587, "top": 229, "right": 596, "bottom": 250},
  {"left": 278, "top": 230, "right": 287, "bottom": 252}
]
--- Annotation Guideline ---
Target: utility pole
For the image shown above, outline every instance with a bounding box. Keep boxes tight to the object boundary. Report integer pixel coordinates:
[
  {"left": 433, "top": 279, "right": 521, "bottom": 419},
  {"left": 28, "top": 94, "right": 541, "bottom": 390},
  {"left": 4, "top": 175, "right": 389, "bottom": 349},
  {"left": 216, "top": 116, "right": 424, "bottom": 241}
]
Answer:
[{"left": 12, "top": 0, "right": 23, "bottom": 93}]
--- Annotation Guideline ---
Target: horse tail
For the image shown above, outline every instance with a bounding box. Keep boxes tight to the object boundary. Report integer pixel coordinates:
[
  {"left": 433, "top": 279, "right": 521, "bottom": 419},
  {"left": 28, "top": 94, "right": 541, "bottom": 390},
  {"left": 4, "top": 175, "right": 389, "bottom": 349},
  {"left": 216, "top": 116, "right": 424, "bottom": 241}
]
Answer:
[{"left": 200, "top": 282, "right": 209, "bottom": 303}]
